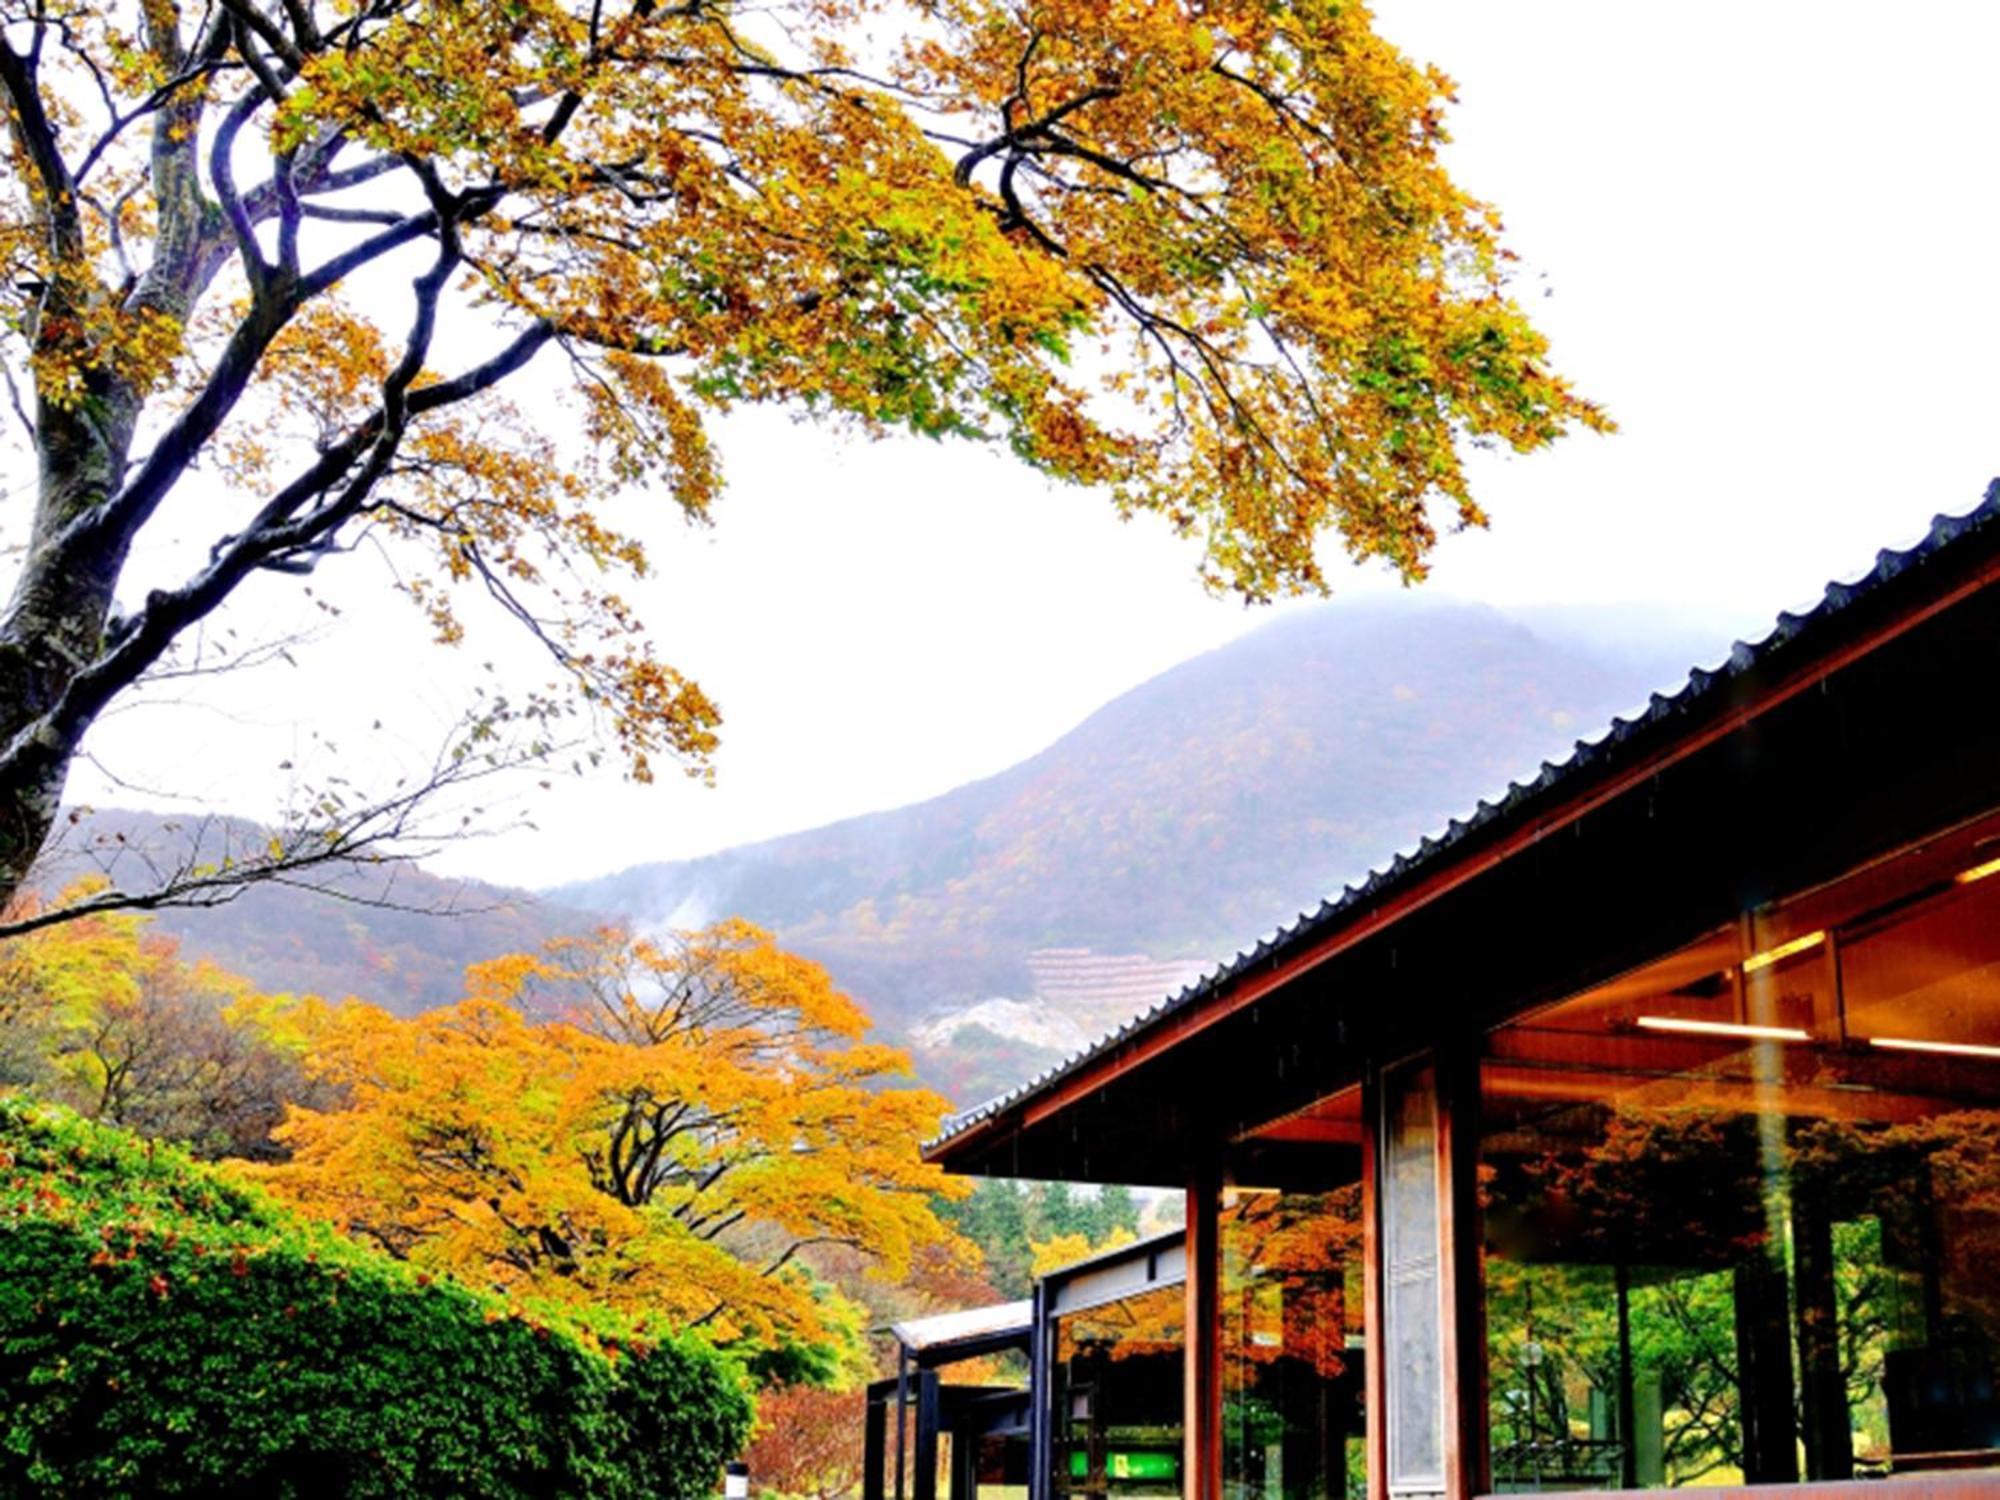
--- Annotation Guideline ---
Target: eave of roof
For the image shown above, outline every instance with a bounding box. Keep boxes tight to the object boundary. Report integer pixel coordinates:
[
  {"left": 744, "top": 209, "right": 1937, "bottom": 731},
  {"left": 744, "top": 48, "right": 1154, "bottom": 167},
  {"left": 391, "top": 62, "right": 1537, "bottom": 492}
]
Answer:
[
  {"left": 1039, "top": 1225, "right": 1186, "bottom": 1286},
  {"left": 888, "top": 1299, "right": 1033, "bottom": 1354},
  {"left": 926, "top": 481, "right": 2000, "bottom": 1160}
]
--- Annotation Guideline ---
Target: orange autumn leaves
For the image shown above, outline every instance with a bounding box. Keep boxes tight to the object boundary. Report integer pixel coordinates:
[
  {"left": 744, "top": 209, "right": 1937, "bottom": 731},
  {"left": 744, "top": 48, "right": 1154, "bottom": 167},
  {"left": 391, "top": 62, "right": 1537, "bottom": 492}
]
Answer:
[
  {"left": 257, "top": 920, "right": 970, "bottom": 1348},
  {"left": 1221, "top": 1185, "right": 1363, "bottom": 1383}
]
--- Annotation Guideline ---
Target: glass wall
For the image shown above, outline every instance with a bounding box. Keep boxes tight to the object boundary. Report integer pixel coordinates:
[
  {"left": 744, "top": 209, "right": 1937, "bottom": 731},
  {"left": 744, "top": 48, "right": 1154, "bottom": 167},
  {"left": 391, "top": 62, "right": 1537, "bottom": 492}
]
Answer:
[
  {"left": 1220, "top": 1179, "right": 1367, "bottom": 1500},
  {"left": 1480, "top": 854, "right": 2000, "bottom": 1489},
  {"left": 1050, "top": 1282, "right": 1186, "bottom": 1499}
]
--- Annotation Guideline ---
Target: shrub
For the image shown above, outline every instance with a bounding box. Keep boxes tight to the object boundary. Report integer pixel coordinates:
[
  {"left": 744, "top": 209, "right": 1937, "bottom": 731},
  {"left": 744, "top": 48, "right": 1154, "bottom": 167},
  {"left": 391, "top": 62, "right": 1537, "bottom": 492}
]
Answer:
[
  {"left": 744, "top": 1385, "right": 865, "bottom": 1500},
  {"left": 0, "top": 1099, "right": 751, "bottom": 1496}
]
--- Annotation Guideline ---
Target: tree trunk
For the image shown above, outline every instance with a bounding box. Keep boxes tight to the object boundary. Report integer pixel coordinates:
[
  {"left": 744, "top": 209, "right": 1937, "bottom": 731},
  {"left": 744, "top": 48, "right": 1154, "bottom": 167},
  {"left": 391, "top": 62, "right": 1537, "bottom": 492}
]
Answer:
[
  {"left": 0, "top": 373, "right": 143, "bottom": 908},
  {"left": 0, "top": 2, "right": 206, "bottom": 914}
]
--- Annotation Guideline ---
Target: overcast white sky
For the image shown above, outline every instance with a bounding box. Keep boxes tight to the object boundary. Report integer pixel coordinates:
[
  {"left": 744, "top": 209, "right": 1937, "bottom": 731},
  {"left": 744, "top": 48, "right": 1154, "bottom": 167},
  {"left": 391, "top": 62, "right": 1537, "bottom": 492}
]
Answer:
[{"left": 53, "top": 1, "right": 2000, "bottom": 889}]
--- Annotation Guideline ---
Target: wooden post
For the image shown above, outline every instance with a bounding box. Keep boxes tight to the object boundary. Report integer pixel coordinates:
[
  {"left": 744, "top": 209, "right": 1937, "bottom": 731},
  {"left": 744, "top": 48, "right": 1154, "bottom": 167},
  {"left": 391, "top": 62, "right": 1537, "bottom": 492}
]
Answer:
[
  {"left": 914, "top": 1370, "right": 942, "bottom": 1500},
  {"left": 1436, "top": 1044, "right": 1486, "bottom": 1500},
  {"left": 1361, "top": 1066, "right": 1387, "bottom": 1500},
  {"left": 895, "top": 1347, "right": 910, "bottom": 1500},
  {"left": 949, "top": 1409, "right": 978, "bottom": 1500},
  {"left": 1028, "top": 1282, "right": 1051, "bottom": 1500},
  {"left": 1184, "top": 1166, "right": 1222, "bottom": 1500},
  {"left": 863, "top": 1389, "right": 889, "bottom": 1500}
]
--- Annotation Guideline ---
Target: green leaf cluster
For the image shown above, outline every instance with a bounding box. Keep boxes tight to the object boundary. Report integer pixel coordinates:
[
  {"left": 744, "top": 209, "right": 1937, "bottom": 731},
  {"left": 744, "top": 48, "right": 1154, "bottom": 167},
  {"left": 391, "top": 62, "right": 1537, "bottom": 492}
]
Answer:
[
  {"left": 940, "top": 1179, "right": 1144, "bottom": 1298},
  {"left": 0, "top": 1100, "right": 752, "bottom": 1497}
]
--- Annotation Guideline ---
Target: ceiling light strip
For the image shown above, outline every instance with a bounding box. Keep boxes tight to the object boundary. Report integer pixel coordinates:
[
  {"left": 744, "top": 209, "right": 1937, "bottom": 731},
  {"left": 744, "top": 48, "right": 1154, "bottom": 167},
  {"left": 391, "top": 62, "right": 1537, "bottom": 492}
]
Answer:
[
  {"left": 1635, "top": 1016, "right": 1809, "bottom": 1041},
  {"left": 1869, "top": 1035, "right": 2000, "bottom": 1060}
]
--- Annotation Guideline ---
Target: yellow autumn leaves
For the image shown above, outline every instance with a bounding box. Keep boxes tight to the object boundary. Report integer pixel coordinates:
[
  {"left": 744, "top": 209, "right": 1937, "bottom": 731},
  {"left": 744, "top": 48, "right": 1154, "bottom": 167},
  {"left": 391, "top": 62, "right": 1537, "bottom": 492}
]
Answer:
[
  {"left": 257, "top": 919, "right": 971, "bottom": 1349},
  {"left": 7, "top": 0, "right": 1605, "bottom": 815}
]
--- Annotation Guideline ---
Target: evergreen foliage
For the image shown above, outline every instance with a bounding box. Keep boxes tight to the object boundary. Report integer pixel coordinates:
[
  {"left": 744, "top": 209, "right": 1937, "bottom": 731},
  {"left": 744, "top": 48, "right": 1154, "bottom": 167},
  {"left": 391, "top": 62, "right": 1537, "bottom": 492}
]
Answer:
[
  {"left": 0, "top": 1100, "right": 751, "bottom": 1497},
  {"left": 941, "top": 1179, "right": 1145, "bottom": 1297}
]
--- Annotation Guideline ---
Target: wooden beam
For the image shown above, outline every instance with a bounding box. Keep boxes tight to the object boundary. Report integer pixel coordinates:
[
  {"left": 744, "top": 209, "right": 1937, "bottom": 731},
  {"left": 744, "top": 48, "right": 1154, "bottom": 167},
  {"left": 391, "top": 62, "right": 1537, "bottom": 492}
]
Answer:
[
  {"left": 1183, "top": 1167, "right": 1222, "bottom": 1500},
  {"left": 1437, "top": 1046, "right": 1487, "bottom": 1500},
  {"left": 1361, "top": 1067, "right": 1388, "bottom": 1500}
]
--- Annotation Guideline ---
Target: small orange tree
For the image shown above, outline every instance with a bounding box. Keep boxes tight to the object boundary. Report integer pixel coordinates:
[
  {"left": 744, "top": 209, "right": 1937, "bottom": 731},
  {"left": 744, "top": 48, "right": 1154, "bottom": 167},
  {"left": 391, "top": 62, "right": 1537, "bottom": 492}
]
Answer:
[
  {"left": 262, "top": 920, "right": 969, "bottom": 1348},
  {"left": 744, "top": 1385, "right": 867, "bottom": 1500}
]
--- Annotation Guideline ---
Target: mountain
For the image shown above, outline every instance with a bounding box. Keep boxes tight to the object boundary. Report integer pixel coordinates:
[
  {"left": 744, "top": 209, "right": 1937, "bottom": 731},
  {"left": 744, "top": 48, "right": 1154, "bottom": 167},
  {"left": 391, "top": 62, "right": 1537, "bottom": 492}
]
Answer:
[
  {"left": 39, "top": 601, "right": 1703, "bottom": 1102},
  {"left": 27, "top": 808, "right": 593, "bottom": 1015},
  {"left": 556, "top": 600, "right": 1682, "bottom": 1094}
]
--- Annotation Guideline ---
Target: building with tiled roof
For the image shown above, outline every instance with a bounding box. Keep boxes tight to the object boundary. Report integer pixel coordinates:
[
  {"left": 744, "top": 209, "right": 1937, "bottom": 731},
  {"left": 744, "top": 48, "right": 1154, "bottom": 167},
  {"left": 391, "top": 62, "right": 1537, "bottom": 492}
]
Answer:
[{"left": 918, "top": 484, "right": 2000, "bottom": 1500}]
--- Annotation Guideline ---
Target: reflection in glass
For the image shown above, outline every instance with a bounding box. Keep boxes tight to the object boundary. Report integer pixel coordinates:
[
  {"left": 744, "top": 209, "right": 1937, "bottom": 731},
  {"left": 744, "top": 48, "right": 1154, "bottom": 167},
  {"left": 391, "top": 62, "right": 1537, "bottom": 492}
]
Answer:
[
  {"left": 1220, "top": 1184, "right": 1367, "bottom": 1500},
  {"left": 1481, "top": 867, "right": 2000, "bottom": 1489},
  {"left": 1050, "top": 1284, "right": 1185, "bottom": 1498}
]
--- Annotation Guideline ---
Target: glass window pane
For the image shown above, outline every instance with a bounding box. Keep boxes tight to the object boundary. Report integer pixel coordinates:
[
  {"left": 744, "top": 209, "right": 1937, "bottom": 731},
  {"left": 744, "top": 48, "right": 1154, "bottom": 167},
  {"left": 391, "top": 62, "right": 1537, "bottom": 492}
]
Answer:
[
  {"left": 1050, "top": 1284, "right": 1185, "bottom": 1498},
  {"left": 1221, "top": 1173, "right": 1367, "bottom": 1500},
  {"left": 1480, "top": 862, "right": 2000, "bottom": 1490}
]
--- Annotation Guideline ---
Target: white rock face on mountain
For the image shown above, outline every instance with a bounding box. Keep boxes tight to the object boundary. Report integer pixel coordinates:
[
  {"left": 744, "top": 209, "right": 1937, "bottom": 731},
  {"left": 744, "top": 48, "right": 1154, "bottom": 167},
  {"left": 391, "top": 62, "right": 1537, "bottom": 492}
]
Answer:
[
  {"left": 913, "top": 998, "right": 1094, "bottom": 1055},
  {"left": 915, "top": 947, "right": 1217, "bottom": 1059}
]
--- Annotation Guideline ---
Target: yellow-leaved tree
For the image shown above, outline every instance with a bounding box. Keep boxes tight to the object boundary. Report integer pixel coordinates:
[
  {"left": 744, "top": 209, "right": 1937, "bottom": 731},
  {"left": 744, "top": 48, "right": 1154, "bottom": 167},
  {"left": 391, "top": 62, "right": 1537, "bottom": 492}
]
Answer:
[
  {"left": 1030, "top": 1225, "right": 1137, "bottom": 1279},
  {"left": 0, "top": 883, "right": 318, "bottom": 1158},
  {"left": 1, "top": 0, "right": 1607, "bottom": 922},
  {"left": 260, "top": 919, "right": 969, "bottom": 1347}
]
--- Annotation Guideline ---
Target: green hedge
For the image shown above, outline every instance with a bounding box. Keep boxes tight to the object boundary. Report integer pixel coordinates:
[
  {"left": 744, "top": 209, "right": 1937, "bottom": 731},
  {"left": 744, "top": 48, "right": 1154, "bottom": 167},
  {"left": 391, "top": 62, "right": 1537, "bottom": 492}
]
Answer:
[{"left": 0, "top": 1100, "right": 751, "bottom": 1496}]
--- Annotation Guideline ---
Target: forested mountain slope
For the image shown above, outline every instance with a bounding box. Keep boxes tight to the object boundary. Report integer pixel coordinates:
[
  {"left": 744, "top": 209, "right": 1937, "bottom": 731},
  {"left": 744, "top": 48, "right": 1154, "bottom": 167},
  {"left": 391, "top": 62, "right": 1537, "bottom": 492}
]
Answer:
[
  {"left": 28, "top": 808, "right": 590, "bottom": 1015},
  {"left": 50, "top": 602, "right": 1700, "bottom": 1101},
  {"left": 559, "top": 602, "right": 1671, "bottom": 1050}
]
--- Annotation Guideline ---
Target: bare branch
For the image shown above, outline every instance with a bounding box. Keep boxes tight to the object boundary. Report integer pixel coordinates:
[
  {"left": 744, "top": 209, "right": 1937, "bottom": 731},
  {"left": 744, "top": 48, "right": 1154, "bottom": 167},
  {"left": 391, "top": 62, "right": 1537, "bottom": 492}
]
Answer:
[
  {"left": 3, "top": 320, "right": 556, "bottom": 801},
  {"left": 7, "top": 719, "right": 555, "bottom": 940},
  {"left": 0, "top": 358, "right": 32, "bottom": 441}
]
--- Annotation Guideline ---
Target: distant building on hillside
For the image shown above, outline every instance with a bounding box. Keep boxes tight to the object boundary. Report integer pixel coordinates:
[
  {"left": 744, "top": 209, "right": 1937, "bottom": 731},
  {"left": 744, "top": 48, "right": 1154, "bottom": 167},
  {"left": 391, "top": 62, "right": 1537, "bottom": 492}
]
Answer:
[{"left": 1025, "top": 949, "right": 1212, "bottom": 1028}]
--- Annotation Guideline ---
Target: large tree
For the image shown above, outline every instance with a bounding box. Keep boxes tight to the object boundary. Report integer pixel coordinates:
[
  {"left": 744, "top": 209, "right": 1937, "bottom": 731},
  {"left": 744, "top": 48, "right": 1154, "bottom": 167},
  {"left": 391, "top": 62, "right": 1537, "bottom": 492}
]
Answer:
[
  {"left": 0, "top": 0, "right": 1606, "bottom": 922},
  {"left": 262, "top": 920, "right": 969, "bottom": 1348}
]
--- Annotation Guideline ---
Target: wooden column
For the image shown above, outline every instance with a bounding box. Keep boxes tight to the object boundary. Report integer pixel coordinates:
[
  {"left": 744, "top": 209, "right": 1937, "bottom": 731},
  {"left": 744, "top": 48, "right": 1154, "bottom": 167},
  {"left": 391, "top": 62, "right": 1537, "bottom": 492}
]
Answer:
[
  {"left": 949, "top": 1411, "right": 979, "bottom": 1500},
  {"left": 1184, "top": 1166, "right": 1222, "bottom": 1500},
  {"left": 1361, "top": 1068, "right": 1388, "bottom": 1500},
  {"left": 863, "top": 1388, "right": 889, "bottom": 1500},
  {"left": 914, "top": 1370, "right": 942, "bottom": 1500},
  {"left": 1028, "top": 1282, "right": 1052, "bottom": 1500},
  {"left": 1436, "top": 1044, "right": 1487, "bottom": 1500},
  {"left": 1374, "top": 1052, "right": 1483, "bottom": 1500},
  {"left": 895, "top": 1349, "right": 910, "bottom": 1500}
]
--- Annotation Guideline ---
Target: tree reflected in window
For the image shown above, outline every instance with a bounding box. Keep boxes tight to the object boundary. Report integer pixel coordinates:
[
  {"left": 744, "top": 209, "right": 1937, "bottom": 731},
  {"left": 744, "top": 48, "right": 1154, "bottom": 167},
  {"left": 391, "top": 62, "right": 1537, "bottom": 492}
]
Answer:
[
  {"left": 1481, "top": 864, "right": 2000, "bottom": 1488},
  {"left": 1221, "top": 1182, "right": 1367, "bottom": 1500}
]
